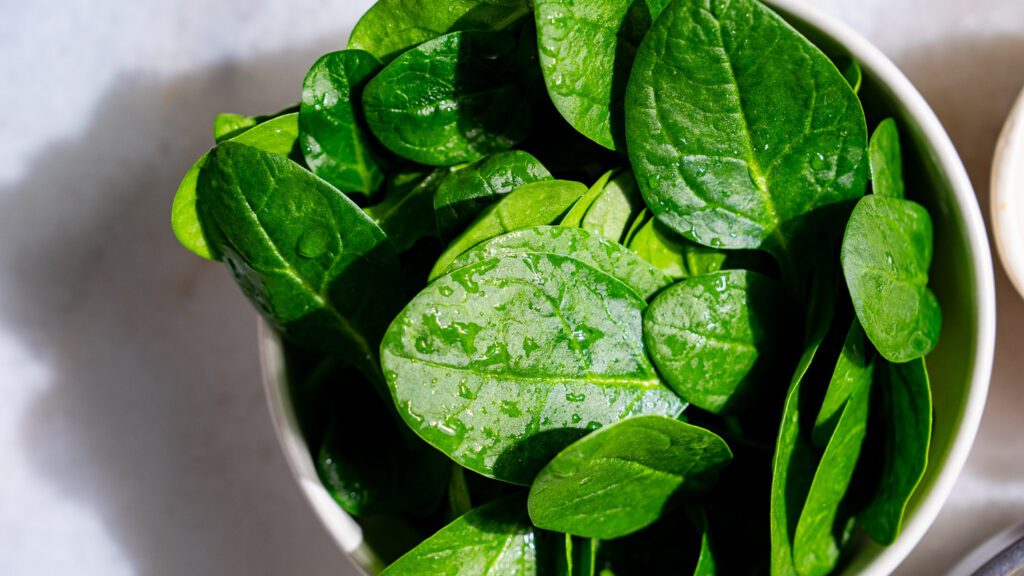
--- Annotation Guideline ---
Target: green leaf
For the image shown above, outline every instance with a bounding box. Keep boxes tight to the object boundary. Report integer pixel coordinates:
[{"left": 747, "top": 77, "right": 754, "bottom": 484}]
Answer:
[
  {"left": 299, "top": 49, "right": 386, "bottom": 196},
  {"left": 841, "top": 195, "right": 941, "bottom": 362},
  {"left": 628, "top": 215, "right": 727, "bottom": 279},
  {"left": 380, "top": 496, "right": 540, "bottom": 575},
  {"left": 834, "top": 56, "right": 863, "bottom": 94},
  {"left": 349, "top": 0, "right": 532, "bottom": 64},
  {"left": 811, "top": 318, "right": 873, "bottom": 446},
  {"left": 365, "top": 167, "right": 452, "bottom": 251},
  {"left": 644, "top": 270, "right": 787, "bottom": 414},
  {"left": 561, "top": 171, "right": 614, "bottom": 229},
  {"left": 213, "top": 113, "right": 257, "bottom": 142},
  {"left": 434, "top": 151, "right": 553, "bottom": 237},
  {"left": 528, "top": 415, "right": 731, "bottom": 539},
  {"left": 868, "top": 118, "right": 905, "bottom": 199},
  {"left": 363, "top": 30, "right": 532, "bottom": 166},
  {"left": 793, "top": 321, "right": 875, "bottom": 576},
  {"left": 173, "top": 113, "right": 300, "bottom": 260},
  {"left": 382, "top": 254, "right": 685, "bottom": 484},
  {"left": 579, "top": 170, "right": 645, "bottom": 243},
  {"left": 694, "top": 521, "right": 716, "bottom": 576},
  {"left": 625, "top": 0, "right": 867, "bottom": 261},
  {"left": 446, "top": 226, "right": 672, "bottom": 300},
  {"left": 429, "top": 179, "right": 587, "bottom": 281},
  {"left": 197, "top": 141, "right": 401, "bottom": 376},
  {"left": 862, "top": 357, "right": 932, "bottom": 545},
  {"left": 533, "top": 0, "right": 670, "bottom": 150}
]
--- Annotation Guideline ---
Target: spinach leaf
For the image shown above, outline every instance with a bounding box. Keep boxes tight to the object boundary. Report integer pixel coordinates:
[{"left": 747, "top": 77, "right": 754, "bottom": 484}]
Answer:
[
  {"left": 841, "top": 195, "right": 941, "bottom": 362},
  {"left": 533, "top": 0, "right": 670, "bottom": 150},
  {"left": 173, "top": 113, "right": 299, "bottom": 260},
  {"left": 349, "top": 0, "right": 532, "bottom": 64},
  {"left": 628, "top": 214, "right": 727, "bottom": 279},
  {"left": 445, "top": 226, "right": 672, "bottom": 300},
  {"left": 560, "top": 170, "right": 614, "bottom": 228},
  {"left": 862, "top": 357, "right": 932, "bottom": 545},
  {"left": 625, "top": 0, "right": 867, "bottom": 271},
  {"left": 434, "top": 151, "right": 553, "bottom": 237},
  {"left": 835, "top": 57, "right": 863, "bottom": 94},
  {"left": 528, "top": 415, "right": 731, "bottom": 539},
  {"left": 381, "top": 254, "right": 685, "bottom": 484},
  {"left": 579, "top": 170, "right": 645, "bottom": 243},
  {"left": 299, "top": 49, "right": 386, "bottom": 196},
  {"left": 644, "top": 270, "right": 788, "bottom": 414},
  {"left": 197, "top": 141, "right": 401, "bottom": 377},
  {"left": 694, "top": 520, "right": 716, "bottom": 576},
  {"left": 365, "top": 167, "right": 452, "bottom": 252},
  {"left": 429, "top": 179, "right": 587, "bottom": 280},
  {"left": 793, "top": 322, "right": 874, "bottom": 576},
  {"left": 595, "top": 507, "right": 711, "bottom": 574},
  {"left": 811, "top": 318, "right": 873, "bottom": 446},
  {"left": 213, "top": 113, "right": 257, "bottom": 142},
  {"left": 380, "top": 496, "right": 539, "bottom": 575},
  {"left": 868, "top": 118, "right": 904, "bottom": 199},
  {"left": 363, "top": 30, "right": 532, "bottom": 167}
]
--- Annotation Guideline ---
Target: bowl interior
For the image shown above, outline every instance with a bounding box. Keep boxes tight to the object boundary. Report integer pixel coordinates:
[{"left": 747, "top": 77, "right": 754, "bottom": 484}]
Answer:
[{"left": 260, "top": 2, "right": 995, "bottom": 575}]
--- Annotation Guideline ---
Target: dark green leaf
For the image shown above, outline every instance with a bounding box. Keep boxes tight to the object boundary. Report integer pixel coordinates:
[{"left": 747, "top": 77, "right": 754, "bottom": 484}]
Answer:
[
  {"left": 434, "top": 151, "right": 553, "bottom": 237},
  {"left": 446, "top": 226, "right": 672, "bottom": 300},
  {"left": 628, "top": 215, "right": 727, "bottom": 279},
  {"left": 349, "top": 0, "right": 532, "bottom": 63},
  {"left": 173, "top": 113, "right": 299, "bottom": 260},
  {"left": 365, "top": 167, "right": 452, "bottom": 251},
  {"left": 197, "top": 142, "right": 401, "bottom": 376},
  {"left": 380, "top": 496, "right": 539, "bottom": 575},
  {"left": 363, "top": 30, "right": 532, "bottom": 166},
  {"left": 534, "top": 0, "right": 670, "bottom": 150},
  {"left": 528, "top": 415, "right": 731, "bottom": 539},
  {"left": 841, "top": 195, "right": 941, "bottom": 362},
  {"left": 625, "top": 0, "right": 867, "bottom": 261},
  {"left": 382, "top": 254, "right": 685, "bottom": 484},
  {"left": 429, "top": 179, "right": 587, "bottom": 280},
  {"left": 579, "top": 170, "right": 645, "bottom": 243},
  {"left": 868, "top": 118, "right": 905, "bottom": 199},
  {"left": 834, "top": 57, "right": 863, "bottom": 94},
  {"left": 299, "top": 49, "right": 386, "bottom": 196},
  {"left": 694, "top": 521, "right": 716, "bottom": 576},
  {"left": 644, "top": 270, "right": 788, "bottom": 414},
  {"left": 811, "top": 318, "right": 873, "bottom": 446},
  {"left": 862, "top": 357, "right": 932, "bottom": 545}
]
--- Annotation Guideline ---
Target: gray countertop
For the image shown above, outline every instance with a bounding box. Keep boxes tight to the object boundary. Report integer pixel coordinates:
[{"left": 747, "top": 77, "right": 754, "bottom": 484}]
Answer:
[{"left": 0, "top": 1, "right": 1020, "bottom": 574}]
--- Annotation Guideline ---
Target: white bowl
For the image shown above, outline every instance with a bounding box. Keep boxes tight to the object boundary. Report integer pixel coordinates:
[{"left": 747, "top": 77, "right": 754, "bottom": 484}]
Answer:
[
  {"left": 991, "top": 86, "right": 1024, "bottom": 299},
  {"left": 260, "top": 1, "right": 997, "bottom": 574}
]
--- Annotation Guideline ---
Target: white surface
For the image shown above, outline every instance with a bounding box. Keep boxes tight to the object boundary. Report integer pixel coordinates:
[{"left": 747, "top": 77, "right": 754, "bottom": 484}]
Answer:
[
  {"left": 992, "top": 88, "right": 1024, "bottom": 298},
  {"left": 0, "top": 1, "right": 1020, "bottom": 575}
]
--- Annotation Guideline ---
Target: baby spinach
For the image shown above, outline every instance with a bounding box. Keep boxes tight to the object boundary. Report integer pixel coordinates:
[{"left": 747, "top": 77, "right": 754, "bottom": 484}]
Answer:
[
  {"left": 841, "top": 195, "right": 941, "bottom": 362},
  {"left": 363, "top": 30, "right": 532, "bottom": 167},
  {"left": 213, "top": 113, "right": 257, "bottom": 142},
  {"left": 434, "top": 151, "right": 553, "bottom": 237},
  {"left": 445, "top": 226, "right": 672, "bottom": 300},
  {"left": 349, "top": 0, "right": 532, "bottom": 64},
  {"left": 365, "top": 167, "right": 452, "bottom": 252},
  {"left": 528, "top": 415, "right": 732, "bottom": 539},
  {"left": 381, "top": 254, "right": 684, "bottom": 484},
  {"left": 579, "top": 170, "right": 645, "bottom": 243},
  {"left": 644, "top": 270, "right": 788, "bottom": 414},
  {"left": 868, "top": 118, "right": 905, "bottom": 199},
  {"left": 299, "top": 49, "right": 386, "bottom": 196},
  {"left": 625, "top": 0, "right": 867, "bottom": 274},
  {"left": 380, "top": 496, "right": 540, "bottom": 575},
  {"left": 560, "top": 170, "right": 614, "bottom": 228},
  {"left": 861, "top": 358, "right": 932, "bottom": 545},
  {"left": 429, "top": 179, "right": 587, "bottom": 280},
  {"left": 533, "top": 0, "right": 670, "bottom": 150},
  {"left": 812, "top": 319, "right": 873, "bottom": 446},
  {"left": 172, "top": 113, "right": 300, "bottom": 260},
  {"left": 628, "top": 214, "right": 727, "bottom": 279}
]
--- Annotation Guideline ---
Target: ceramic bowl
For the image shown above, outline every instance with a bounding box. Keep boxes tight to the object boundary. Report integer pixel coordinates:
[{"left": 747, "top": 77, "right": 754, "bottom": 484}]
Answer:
[{"left": 260, "top": 1, "right": 997, "bottom": 573}]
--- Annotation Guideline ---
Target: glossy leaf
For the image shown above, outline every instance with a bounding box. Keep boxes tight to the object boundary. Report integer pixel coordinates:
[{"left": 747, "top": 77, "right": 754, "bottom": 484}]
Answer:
[
  {"left": 365, "top": 167, "right": 451, "bottom": 251},
  {"left": 628, "top": 215, "right": 726, "bottom": 279},
  {"left": 644, "top": 270, "right": 787, "bottom": 413},
  {"left": 429, "top": 179, "right": 587, "bottom": 280},
  {"left": 560, "top": 170, "right": 614, "bottom": 228},
  {"left": 812, "top": 318, "right": 873, "bottom": 446},
  {"left": 841, "top": 195, "right": 941, "bottom": 362},
  {"left": 382, "top": 254, "right": 685, "bottom": 484},
  {"left": 173, "top": 113, "right": 300, "bottom": 260},
  {"left": 579, "top": 170, "right": 645, "bottom": 243},
  {"left": 868, "top": 118, "right": 905, "bottom": 199},
  {"left": 213, "top": 113, "right": 257, "bottom": 141},
  {"left": 446, "top": 226, "right": 672, "bottom": 300},
  {"left": 380, "top": 496, "right": 539, "bottom": 575},
  {"left": 625, "top": 0, "right": 867, "bottom": 259},
  {"left": 528, "top": 415, "right": 732, "bottom": 539},
  {"left": 434, "top": 151, "right": 553, "bottom": 236},
  {"left": 533, "top": 0, "right": 670, "bottom": 150},
  {"left": 363, "top": 30, "right": 532, "bottom": 166},
  {"left": 197, "top": 141, "right": 401, "bottom": 375},
  {"left": 299, "top": 49, "right": 386, "bottom": 196},
  {"left": 862, "top": 358, "right": 932, "bottom": 545},
  {"left": 349, "top": 0, "right": 532, "bottom": 63}
]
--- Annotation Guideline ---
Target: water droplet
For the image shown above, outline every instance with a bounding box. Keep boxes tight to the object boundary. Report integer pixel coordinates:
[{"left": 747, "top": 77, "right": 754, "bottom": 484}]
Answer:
[
  {"left": 438, "top": 284, "right": 454, "bottom": 297},
  {"left": 297, "top": 226, "right": 334, "bottom": 259},
  {"left": 458, "top": 382, "right": 476, "bottom": 400},
  {"left": 415, "top": 336, "right": 434, "bottom": 354},
  {"left": 810, "top": 152, "right": 828, "bottom": 171},
  {"left": 565, "top": 392, "right": 586, "bottom": 403},
  {"left": 571, "top": 413, "right": 582, "bottom": 424}
]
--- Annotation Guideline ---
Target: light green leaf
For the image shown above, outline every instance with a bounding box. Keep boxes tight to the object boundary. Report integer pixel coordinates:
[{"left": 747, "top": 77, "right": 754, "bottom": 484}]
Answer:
[{"left": 868, "top": 118, "right": 905, "bottom": 199}]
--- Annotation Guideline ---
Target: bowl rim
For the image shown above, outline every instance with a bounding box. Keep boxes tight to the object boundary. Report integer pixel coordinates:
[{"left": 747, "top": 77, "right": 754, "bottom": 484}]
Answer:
[{"left": 258, "top": 1, "right": 997, "bottom": 574}]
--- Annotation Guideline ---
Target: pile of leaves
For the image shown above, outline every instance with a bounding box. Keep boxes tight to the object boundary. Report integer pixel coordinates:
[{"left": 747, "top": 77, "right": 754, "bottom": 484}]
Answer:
[{"left": 172, "top": 0, "right": 940, "bottom": 574}]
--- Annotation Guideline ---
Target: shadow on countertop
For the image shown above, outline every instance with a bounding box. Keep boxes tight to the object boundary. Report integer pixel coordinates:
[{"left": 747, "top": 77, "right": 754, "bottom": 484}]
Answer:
[{"left": 0, "top": 36, "right": 361, "bottom": 576}]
